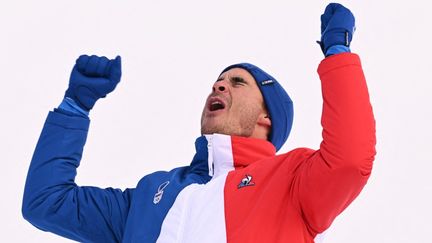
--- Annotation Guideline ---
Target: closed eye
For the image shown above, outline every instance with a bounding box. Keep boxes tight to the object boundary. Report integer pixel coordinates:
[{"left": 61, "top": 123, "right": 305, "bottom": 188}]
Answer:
[{"left": 231, "top": 77, "right": 247, "bottom": 86}]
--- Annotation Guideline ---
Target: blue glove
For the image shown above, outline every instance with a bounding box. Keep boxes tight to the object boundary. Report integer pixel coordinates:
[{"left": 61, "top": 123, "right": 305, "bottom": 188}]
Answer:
[
  {"left": 64, "top": 55, "right": 122, "bottom": 111},
  {"left": 318, "top": 3, "right": 355, "bottom": 56}
]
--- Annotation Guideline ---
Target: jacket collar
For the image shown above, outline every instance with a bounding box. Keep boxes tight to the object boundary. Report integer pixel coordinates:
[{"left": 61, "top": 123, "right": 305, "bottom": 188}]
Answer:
[{"left": 190, "top": 134, "right": 276, "bottom": 179}]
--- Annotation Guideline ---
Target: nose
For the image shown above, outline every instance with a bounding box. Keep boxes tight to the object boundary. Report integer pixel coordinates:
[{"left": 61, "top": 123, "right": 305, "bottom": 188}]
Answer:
[{"left": 212, "top": 81, "right": 227, "bottom": 93}]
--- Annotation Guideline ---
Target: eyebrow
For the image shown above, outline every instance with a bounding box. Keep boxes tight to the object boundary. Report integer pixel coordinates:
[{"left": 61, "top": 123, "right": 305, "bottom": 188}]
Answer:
[
  {"left": 231, "top": 76, "right": 247, "bottom": 83},
  {"left": 216, "top": 76, "right": 248, "bottom": 83}
]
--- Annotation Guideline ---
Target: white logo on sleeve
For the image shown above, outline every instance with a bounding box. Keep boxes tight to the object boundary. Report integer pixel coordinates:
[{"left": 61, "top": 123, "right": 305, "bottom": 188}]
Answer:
[{"left": 153, "top": 181, "right": 170, "bottom": 204}]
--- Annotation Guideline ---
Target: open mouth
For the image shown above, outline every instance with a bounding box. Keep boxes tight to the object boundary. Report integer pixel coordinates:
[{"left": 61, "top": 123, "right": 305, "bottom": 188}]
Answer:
[{"left": 208, "top": 97, "right": 226, "bottom": 112}]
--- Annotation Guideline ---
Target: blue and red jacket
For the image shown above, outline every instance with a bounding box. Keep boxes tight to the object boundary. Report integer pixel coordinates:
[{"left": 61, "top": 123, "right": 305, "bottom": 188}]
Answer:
[{"left": 22, "top": 53, "right": 376, "bottom": 243}]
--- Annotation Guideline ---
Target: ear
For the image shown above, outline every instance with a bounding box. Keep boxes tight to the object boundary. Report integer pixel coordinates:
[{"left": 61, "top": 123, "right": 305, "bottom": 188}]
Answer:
[{"left": 257, "top": 114, "right": 271, "bottom": 127}]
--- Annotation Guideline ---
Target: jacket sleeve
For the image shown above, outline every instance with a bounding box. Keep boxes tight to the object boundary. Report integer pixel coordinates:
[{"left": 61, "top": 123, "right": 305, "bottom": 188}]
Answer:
[
  {"left": 296, "top": 53, "right": 376, "bottom": 234},
  {"left": 22, "top": 110, "right": 134, "bottom": 243}
]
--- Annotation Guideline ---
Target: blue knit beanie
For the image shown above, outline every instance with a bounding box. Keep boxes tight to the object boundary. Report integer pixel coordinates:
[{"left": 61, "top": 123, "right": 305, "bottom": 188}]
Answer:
[{"left": 220, "top": 63, "right": 293, "bottom": 151}]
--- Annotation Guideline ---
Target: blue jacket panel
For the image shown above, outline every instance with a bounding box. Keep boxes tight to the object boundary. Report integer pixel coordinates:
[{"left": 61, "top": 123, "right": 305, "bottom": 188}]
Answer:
[{"left": 22, "top": 111, "right": 211, "bottom": 242}]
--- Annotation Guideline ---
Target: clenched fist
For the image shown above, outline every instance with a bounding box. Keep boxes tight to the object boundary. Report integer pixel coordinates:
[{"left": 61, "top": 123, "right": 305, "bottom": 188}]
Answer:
[
  {"left": 318, "top": 3, "right": 355, "bottom": 55},
  {"left": 65, "top": 55, "right": 122, "bottom": 111}
]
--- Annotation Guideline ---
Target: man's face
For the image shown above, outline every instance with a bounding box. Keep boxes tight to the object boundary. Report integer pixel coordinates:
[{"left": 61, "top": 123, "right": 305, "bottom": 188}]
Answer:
[{"left": 201, "top": 68, "right": 269, "bottom": 138}]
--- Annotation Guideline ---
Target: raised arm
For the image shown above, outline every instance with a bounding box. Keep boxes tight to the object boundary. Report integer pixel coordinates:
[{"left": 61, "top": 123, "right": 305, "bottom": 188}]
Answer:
[
  {"left": 22, "top": 55, "right": 133, "bottom": 242},
  {"left": 296, "top": 4, "right": 376, "bottom": 234}
]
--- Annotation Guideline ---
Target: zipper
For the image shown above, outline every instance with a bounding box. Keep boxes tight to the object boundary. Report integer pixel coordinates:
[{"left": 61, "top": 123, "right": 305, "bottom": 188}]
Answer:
[{"left": 205, "top": 135, "right": 214, "bottom": 177}]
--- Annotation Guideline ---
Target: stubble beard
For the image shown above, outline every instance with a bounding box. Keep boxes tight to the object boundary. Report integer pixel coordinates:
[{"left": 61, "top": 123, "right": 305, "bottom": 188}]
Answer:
[{"left": 200, "top": 105, "right": 261, "bottom": 138}]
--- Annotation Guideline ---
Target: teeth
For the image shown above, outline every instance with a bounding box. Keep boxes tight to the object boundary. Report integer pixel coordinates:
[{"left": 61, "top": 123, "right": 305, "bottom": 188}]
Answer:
[{"left": 209, "top": 100, "right": 224, "bottom": 111}]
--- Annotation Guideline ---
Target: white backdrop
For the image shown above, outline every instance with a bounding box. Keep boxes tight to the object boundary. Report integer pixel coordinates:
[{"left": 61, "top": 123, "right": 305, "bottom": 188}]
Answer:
[{"left": 2, "top": 0, "right": 431, "bottom": 242}]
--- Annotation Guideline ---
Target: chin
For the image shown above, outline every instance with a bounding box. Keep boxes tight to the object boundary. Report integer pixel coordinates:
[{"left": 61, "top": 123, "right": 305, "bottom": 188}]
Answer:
[
  {"left": 201, "top": 127, "right": 218, "bottom": 135},
  {"left": 201, "top": 124, "right": 225, "bottom": 135}
]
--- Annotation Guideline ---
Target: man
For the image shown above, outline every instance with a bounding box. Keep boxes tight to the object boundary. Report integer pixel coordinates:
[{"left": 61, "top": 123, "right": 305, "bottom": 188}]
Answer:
[{"left": 22, "top": 3, "right": 376, "bottom": 243}]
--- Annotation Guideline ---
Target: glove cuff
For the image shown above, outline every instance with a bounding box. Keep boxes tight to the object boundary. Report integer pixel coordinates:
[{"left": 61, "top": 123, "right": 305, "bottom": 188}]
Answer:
[
  {"left": 319, "top": 30, "right": 352, "bottom": 54},
  {"left": 325, "top": 45, "right": 351, "bottom": 57},
  {"left": 58, "top": 97, "right": 89, "bottom": 117}
]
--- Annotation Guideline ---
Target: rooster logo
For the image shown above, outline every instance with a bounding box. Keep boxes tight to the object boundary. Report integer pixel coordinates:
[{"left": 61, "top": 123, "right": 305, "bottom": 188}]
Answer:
[{"left": 238, "top": 174, "right": 255, "bottom": 189}]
